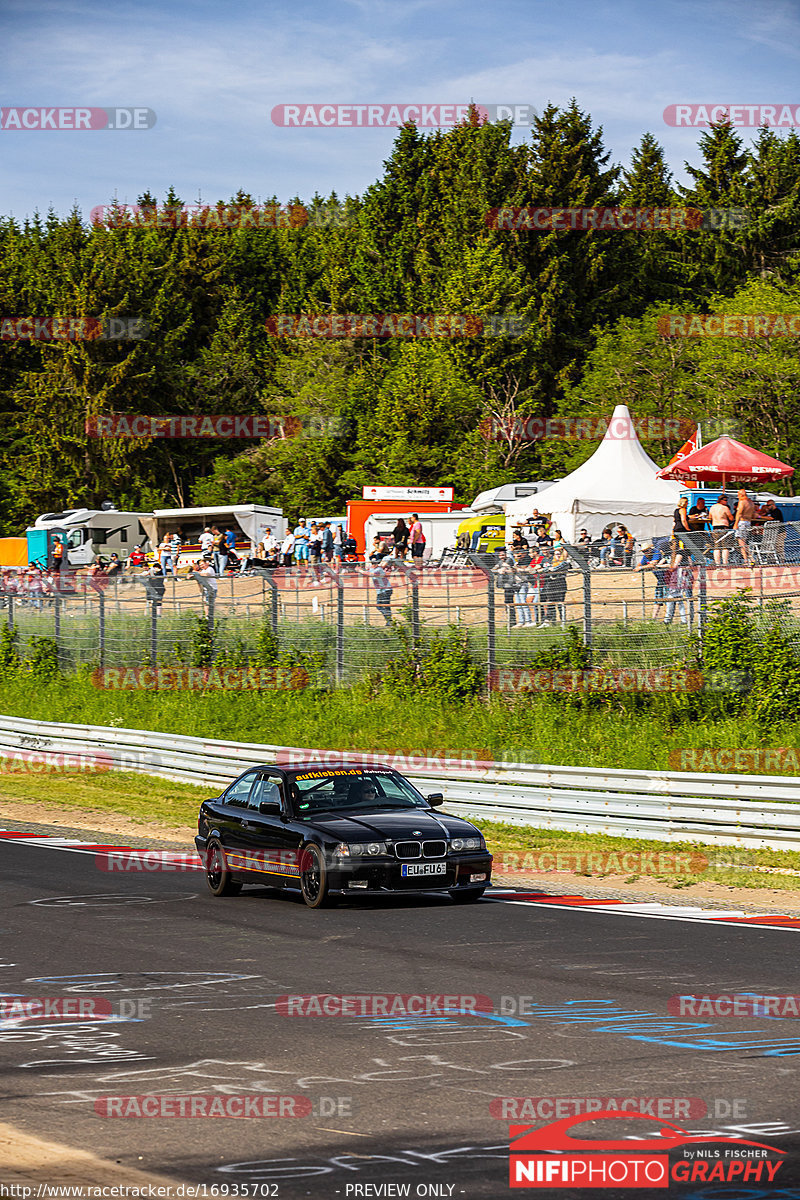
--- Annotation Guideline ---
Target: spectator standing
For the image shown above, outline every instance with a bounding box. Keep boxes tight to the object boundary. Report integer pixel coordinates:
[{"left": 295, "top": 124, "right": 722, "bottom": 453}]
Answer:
[
  {"left": 308, "top": 523, "right": 323, "bottom": 582},
  {"left": 159, "top": 535, "right": 176, "bottom": 577},
  {"left": 409, "top": 514, "right": 426, "bottom": 562},
  {"left": 170, "top": 531, "right": 182, "bottom": 562},
  {"left": 199, "top": 526, "right": 214, "bottom": 555},
  {"left": 321, "top": 522, "right": 334, "bottom": 562},
  {"left": 670, "top": 498, "right": 691, "bottom": 567},
  {"left": 224, "top": 526, "right": 237, "bottom": 559},
  {"left": 392, "top": 519, "right": 410, "bottom": 558},
  {"left": 371, "top": 559, "right": 394, "bottom": 625},
  {"left": 107, "top": 554, "right": 122, "bottom": 577},
  {"left": 513, "top": 548, "right": 533, "bottom": 627},
  {"left": 293, "top": 519, "right": 310, "bottom": 566},
  {"left": 709, "top": 494, "right": 733, "bottom": 567},
  {"left": 211, "top": 527, "right": 227, "bottom": 576},
  {"left": 733, "top": 489, "right": 756, "bottom": 567},
  {"left": 281, "top": 529, "right": 295, "bottom": 567},
  {"left": 129, "top": 545, "right": 146, "bottom": 569},
  {"left": 51, "top": 536, "right": 64, "bottom": 573},
  {"left": 332, "top": 524, "right": 344, "bottom": 562}
]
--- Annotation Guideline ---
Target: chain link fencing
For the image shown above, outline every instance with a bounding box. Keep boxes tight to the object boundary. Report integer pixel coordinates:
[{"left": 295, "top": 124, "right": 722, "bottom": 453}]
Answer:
[{"left": 3, "top": 524, "right": 800, "bottom": 689}]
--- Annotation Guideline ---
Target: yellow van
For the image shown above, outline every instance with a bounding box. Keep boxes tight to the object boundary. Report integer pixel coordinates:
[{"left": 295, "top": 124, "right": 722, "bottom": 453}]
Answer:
[{"left": 456, "top": 514, "right": 506, "bottom": 552}]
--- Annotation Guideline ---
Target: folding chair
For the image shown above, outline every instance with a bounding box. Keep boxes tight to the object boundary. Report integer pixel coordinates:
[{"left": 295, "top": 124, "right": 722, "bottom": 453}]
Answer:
[{"left": 752, "top": 521, "right": 781, "bottom": 566}]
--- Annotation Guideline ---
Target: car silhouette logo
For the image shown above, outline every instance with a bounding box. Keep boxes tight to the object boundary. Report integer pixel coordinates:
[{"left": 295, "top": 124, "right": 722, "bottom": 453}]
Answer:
[{"left": 510, "top": 1111, "right": 785, "bottom": 1156}]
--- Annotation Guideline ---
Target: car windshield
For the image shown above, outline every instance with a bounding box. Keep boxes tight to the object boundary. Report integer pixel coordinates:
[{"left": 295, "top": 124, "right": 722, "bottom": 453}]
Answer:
[{"left": 289, "top": 770, "right": 428, "bottom": 817}]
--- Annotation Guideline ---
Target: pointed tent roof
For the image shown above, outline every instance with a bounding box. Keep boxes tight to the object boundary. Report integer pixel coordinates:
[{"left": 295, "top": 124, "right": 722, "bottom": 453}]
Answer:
[{"left": 503, "top": 405, "right": 683, "bottom": 537}]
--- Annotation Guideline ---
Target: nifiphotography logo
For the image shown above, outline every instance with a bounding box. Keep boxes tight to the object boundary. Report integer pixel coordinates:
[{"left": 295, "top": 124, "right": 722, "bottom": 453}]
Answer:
[{"left": 508, "top": 1111, "right": 785, "bottom": 1188}]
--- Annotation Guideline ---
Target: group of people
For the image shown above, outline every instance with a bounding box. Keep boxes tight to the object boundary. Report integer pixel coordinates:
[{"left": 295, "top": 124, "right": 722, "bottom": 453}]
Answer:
[
  {"left": 0, "top": 565, "right": 78, "bottom": 606},
  {"left": 670, "top": 491, "right": 785, "bottom": 568},
  {"left": 493, "top": 524, "right": 570, "bottom": 628},
  {"left": 369, "top": 516, "right": 428, "bottom": 565}
]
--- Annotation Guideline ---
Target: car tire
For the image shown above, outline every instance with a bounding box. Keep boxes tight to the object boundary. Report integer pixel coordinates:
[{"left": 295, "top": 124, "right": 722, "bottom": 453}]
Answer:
[
  {"left": 205, "top": 839, "right": 242, "bottom": 897},
  {"left": 450, "top": 887, "right": 486, "bottom": 904},
  {"left": 300, "top": 843, "right": 333, "bottom": 908}
]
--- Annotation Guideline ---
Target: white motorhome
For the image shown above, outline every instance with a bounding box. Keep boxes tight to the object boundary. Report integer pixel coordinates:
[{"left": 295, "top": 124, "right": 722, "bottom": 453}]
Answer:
[
  {"left": 364, "top": 510, "right": 475, "bottom": 561},
  {"left": 28, "top": 508, "right": 153, "bottom": 567},
  {"left": 471, "top": 481, "right": 556, "bottom": 514},
  {"left": 142, "top": 505, "right": 286, "bottom": 567}
]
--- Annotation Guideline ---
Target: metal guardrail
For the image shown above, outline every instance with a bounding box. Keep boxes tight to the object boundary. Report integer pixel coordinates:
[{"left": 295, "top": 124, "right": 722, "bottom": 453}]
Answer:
[{"left": 0, "top": 714, "right": 798, "bottom": 850}]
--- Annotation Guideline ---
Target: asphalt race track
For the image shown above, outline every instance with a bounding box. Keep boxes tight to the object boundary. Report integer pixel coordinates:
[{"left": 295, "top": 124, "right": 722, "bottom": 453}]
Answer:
[{"left": 3, "top": 835, "right": 800, "bottom": 1200}]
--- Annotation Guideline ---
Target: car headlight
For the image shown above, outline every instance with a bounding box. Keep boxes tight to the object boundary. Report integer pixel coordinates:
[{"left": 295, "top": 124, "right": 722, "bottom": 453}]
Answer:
[
  {"left": 450, "top": 836, "right": 484, "bottom": 852},
  {"left": 333, "top": 841, "right": 387, "bottom": 858}
]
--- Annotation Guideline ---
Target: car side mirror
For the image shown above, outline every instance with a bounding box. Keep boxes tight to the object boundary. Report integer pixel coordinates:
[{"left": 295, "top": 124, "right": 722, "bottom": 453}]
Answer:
[
  {"left": 426, "top": 793, "right": 444, "bottom": 807},
  {"left": 259, "top": 800, "right": 282, "bottom": 816}
]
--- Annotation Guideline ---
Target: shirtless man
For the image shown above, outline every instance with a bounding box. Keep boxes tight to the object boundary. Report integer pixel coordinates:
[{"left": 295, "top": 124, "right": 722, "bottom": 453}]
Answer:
[{"left": 734, "top": 488, "right": 756, "bottom": 567}]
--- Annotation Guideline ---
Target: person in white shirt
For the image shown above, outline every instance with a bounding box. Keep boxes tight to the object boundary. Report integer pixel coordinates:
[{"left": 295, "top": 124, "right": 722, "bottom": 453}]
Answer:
[
  {"left": 281, "top": 530, "right": 295, "bottom": 567},
  {"left": 191, "top": 556, "right": 218, "bottom": 611},
  {"left": 159, "top": 535, "right": 176, "bottom": 577},
  {"left": 199, "top": 526, "right": 214, "bottom": 554}
]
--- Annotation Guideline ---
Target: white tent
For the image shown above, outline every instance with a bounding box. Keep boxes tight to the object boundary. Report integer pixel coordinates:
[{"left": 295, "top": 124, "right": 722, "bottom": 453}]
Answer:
[{"left": 503, "top": 405, "right": 683, "bottom": 544}]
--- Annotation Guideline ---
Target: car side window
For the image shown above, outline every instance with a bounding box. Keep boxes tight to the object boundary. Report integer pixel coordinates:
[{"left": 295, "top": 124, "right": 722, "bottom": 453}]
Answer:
[
  {"left": 247, "top": 777, "right": 281, "bottom": 810},
  {"left": 223, "top": 771, "right": 259, "bottom": 807}
]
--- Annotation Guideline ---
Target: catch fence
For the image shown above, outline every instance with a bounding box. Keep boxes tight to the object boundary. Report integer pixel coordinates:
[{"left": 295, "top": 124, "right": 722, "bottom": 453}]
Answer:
[{"left": 4, "top": 535, "right": 800, "bottom": 688}]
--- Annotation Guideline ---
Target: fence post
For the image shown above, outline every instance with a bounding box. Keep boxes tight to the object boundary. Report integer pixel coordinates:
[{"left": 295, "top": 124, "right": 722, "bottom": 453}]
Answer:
[
  {"left": 54, "top": 592, "right": 62, "bottom": 669},
  {"left": 336, "top": 578, "right": 344, "bottom": 684},
  {"left": 98, "top": 591, "right": 105, "bottom": 670},
  {"left": 150, "top": 600, "right": 158, "bottom": 667},
  {"left": 208, "top": 590, "right": 215, "bottom": 660},
  {"left": 564, "top": 547, "right": 592, "bottom": 661},
  {"left": 411, "top": 574, "right": 420, "bottom": 651},
  {"left": 466, "top": 554, "right": 496, "bottom": 690},
  {"left": 7, "top": 593, "right": 13, "bottom": 632},
  {"left": 253, "top": 569, "right": 279, "bottom": 637}
]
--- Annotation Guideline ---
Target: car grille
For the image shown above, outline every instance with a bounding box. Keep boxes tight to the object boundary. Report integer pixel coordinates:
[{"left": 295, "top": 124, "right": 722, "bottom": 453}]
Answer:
[{"left": 393, "top": 840, "right": 447, "bottom": 860}]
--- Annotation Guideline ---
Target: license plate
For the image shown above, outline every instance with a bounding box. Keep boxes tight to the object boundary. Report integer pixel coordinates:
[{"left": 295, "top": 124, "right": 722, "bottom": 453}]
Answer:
[{"left": 401, "top": 862, "right": 446, "bottom": 877}]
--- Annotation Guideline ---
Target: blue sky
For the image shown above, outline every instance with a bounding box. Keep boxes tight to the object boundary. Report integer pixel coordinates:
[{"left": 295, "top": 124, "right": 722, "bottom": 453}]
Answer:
[{"left": 2, "top": 0, "right": 799, "bottom": 222}]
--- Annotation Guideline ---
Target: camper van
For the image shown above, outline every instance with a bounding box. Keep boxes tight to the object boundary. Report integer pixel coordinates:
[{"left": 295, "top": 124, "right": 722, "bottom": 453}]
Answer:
[{"left": 27, "top": 508, "right": 152, "bottom": 569}]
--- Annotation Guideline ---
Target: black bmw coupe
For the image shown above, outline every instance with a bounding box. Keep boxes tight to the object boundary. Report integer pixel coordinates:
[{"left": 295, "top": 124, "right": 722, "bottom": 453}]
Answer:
[{"left": 195, "top": 762, "right": 493, "bottom": 908}]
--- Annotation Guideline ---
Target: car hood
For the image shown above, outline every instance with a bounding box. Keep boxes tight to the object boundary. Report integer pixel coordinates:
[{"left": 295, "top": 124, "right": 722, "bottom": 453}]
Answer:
[{"left": 308, "top": 808, "right": 480, "bottom": 843}]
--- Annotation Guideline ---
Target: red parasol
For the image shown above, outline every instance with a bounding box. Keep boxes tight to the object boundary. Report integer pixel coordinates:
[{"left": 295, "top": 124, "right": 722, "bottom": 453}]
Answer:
[{"left": 657, "top": 434, "right": 793, "bottom": 489}]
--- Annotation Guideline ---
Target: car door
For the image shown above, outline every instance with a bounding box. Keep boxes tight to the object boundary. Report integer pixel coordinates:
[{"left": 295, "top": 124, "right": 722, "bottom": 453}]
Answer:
[
  {"left": 236, "top": 771, "right": 304, "bottom": 888},
  {"left": 208, "top": 770, "right": 259, "bottom": 855}
]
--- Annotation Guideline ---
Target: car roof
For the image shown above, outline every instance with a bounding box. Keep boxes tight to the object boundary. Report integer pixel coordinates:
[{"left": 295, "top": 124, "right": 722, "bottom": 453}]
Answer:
[{"left": 241, "top": 761, "right": 398, "bottom": 776}]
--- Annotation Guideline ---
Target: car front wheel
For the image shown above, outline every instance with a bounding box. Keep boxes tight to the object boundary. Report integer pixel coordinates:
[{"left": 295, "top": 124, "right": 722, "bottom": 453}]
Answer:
[
  {"left": 300, "top": 843, "right": 333, "bottom": 908},
  {"left": 205, "top": 839, "right": 242, "bottom": 897}
]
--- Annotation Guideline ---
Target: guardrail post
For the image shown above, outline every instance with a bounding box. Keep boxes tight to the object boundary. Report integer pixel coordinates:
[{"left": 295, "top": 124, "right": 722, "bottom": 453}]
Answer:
[{"left": 98, "top": 591, "right": 105, "bottom": 670}]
